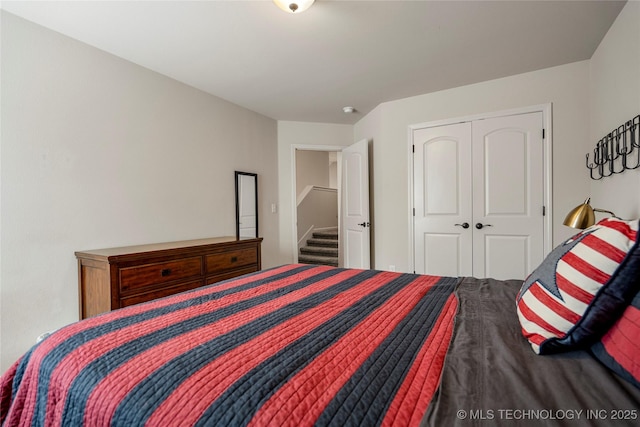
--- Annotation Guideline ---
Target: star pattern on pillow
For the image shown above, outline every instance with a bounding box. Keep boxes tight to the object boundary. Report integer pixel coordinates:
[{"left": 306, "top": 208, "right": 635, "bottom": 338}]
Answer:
[
  {"left": 517, "top": 218, "right": 639, "bottom": 354},
  {"left": 520, "top": 230, "right": 595, "bottom": 301}
]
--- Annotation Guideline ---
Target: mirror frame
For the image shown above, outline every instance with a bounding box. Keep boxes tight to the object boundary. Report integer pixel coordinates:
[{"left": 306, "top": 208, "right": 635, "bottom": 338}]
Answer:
[{"left": 235, "top": 171, "right": 258, "bottom": 240}]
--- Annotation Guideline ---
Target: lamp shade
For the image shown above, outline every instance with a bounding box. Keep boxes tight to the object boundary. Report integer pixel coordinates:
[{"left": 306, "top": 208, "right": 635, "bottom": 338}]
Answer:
[
  {"left": 563, "top": 198, "right": 596, "bottom": 229},
  {"left": 273, "top": 0, "right": 314, "bottom": 13}
]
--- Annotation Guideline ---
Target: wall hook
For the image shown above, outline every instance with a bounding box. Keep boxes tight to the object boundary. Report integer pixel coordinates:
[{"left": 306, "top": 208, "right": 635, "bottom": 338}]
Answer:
[{"left": 586, "top": 114, "right": 639, "bottom": 179}]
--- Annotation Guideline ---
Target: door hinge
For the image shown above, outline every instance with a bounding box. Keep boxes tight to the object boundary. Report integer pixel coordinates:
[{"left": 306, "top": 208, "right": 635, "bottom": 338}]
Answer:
[
  {"left": 542, "top": 129, "right": 546, "bottom": 139},
  {"left": 413, "top": 208, "right": 415, "bottom": 216},
  {"left": 542, "top": 206, "right": 546, "bottom": 216},
  {"left": 412, "top": 144, "right": 415, "bottom": 153}
]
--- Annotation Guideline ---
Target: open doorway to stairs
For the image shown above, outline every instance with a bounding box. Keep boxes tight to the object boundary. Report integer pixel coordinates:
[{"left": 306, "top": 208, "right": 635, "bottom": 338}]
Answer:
[{"left": 294, "top": 148, "right": 341, "bottom": 267}]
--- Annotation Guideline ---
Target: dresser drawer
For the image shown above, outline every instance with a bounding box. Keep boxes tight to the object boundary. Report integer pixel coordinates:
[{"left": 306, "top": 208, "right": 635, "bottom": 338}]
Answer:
[
  {"left": 207, "top": 265, "right": 259, "bottom": 285},
  {"left": 205, "top": 247, "right": 257, "bottom": 273},
  {"left": 120, "top": 279, "right": 204, "bottom": 308},
  {"left": 120, "top": 257, "right": 203, "bottom": 293}
]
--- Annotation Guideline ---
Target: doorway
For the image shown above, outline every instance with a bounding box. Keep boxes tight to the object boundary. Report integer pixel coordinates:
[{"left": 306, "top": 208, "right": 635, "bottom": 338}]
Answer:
[
  {"left": 291, "top": 140, "right": 372, "bottom": 269},
  {"left": 294, "top": 149, "right": 340, "bottom": 267}
]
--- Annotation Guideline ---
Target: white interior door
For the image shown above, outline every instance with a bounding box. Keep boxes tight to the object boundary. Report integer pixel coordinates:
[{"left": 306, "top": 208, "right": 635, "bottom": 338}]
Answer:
[
  {"left": 341, "top": 139, "right": 370, "bottom": 269},
  {"left": 472, "top": 112, "right": 544, "bottom": 279},
  {"left": 413, "top": 111, "right": 545, "bottom": 280},
  {"left": 413, "top": 123, "right": 473, "bottom": 277}
]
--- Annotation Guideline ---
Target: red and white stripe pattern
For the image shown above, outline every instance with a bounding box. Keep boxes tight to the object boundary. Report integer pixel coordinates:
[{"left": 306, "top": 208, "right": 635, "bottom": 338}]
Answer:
[
  {"left": 594, "top": 292, "right": 640, "bottom": 386},
  {"left": 517, "top": 218, "right": 638, "bottom": 354}
]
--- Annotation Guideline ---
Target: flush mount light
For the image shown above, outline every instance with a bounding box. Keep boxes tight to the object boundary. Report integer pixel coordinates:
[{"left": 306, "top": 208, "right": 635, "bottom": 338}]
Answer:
[
  {"left": 342, "top": 106, "right": 356, "bottom": 114},
  {"left": 273, "top": 0, "right": 315, "bottom": 13}
]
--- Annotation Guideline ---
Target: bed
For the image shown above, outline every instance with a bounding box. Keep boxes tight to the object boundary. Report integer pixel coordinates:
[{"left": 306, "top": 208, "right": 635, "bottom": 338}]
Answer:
[{"left": 2, "top": 219, "right": 640, "bottom": 426}]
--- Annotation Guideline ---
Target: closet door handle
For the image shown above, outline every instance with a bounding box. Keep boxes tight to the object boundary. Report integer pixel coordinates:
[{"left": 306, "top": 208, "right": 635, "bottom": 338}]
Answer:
[
  {"left": 454, "top": 222, "right": 470, "bottom": 229},
  {"left": 475, "top": 223, "right": 492, "bottom": 229}
]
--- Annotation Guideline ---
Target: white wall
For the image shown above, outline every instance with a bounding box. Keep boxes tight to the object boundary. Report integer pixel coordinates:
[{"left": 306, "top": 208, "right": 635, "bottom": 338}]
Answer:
[
  {"left": 0, "top": 13, "right": 279, "bottom": 371},
  {"left": 589, "top": 1, "right": 640, "bottom": 220},
  {"left": 277, "top": 121, "right": 353, "bottom": 263},
  {"left": 295, "top": 150, "right": 330, "bottom": 198},
  {"left": 354, "top": 61, "right": 592, "bottom": 272}
]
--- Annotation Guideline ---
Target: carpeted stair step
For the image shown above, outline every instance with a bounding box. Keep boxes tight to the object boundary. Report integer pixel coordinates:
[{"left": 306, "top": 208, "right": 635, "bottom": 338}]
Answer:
[
  {"left": 299, "top": 227, "right": 339, "bottom": 267},
  {"left": 300, "top": 245, "right": 338, "bottom": 257},
  {"left": 306, "top": 238, "right": 338, "bottom": 248},
  {"left": 312, "top": 230, "right": 338, "bottom": 240},
  {"left": 298, "top": 254, "right": 339, "bottom": 267}
]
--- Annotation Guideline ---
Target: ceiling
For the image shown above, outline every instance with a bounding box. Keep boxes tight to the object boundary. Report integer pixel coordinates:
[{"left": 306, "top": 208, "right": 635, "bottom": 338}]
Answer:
[{"left": 1, "top": 1, "right": 626, "bottom": 125}]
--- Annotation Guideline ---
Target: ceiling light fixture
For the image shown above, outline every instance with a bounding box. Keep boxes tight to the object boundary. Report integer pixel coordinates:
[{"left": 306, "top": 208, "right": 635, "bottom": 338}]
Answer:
[
  {"left": 343, "top": 106, "right": 356, "bottom": 114},
  {"left": 273, "top": 0, "right": 315, "bottom": 14},
  {"left": 273, "top": 0, "right": 315, "bottom": 13}
]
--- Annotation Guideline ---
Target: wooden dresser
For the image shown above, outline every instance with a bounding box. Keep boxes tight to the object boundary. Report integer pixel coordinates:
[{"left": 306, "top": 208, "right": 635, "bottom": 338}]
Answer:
[{"left": 75, "top": 237, "right": 262, "bottom": 319}]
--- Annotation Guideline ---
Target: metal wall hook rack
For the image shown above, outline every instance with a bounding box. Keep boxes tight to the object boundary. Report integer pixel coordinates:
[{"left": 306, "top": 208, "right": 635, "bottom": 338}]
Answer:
[{"left": 586, "top": 114, "right": 639, "bottom": 180}]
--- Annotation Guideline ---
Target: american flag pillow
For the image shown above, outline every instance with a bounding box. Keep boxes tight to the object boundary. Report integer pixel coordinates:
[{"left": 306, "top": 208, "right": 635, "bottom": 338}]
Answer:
[
  {"left": 517, "top": 218, "right": 640, "bottom": 354},
  {"left": 591, "top": 289, "right": 640, "bottom": 389}
]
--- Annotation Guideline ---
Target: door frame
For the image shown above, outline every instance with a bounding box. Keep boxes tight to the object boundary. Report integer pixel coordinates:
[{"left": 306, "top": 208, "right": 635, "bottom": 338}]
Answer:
[
  {"left": 407, "top": 103, "right": 553, "bottom": 273},
  {"left": 291, "top": 144, "right": 345, "bottom": 264}
]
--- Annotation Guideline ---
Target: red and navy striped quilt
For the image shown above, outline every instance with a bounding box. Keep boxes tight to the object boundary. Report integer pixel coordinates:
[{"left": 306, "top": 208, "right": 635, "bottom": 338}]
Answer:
[{"left": 1, "top": 264, "right": 459, "bottom": 427}]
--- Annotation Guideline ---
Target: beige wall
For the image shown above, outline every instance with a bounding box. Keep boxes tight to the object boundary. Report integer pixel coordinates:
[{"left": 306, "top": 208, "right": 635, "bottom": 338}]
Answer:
[
  {"left": 354, "top": 61, "right": 592, "bottom": 272},
  {"left": 0, "top": 13, "right": 279, "bottom": 371},
  {"left": 295, "top": 150, "right": 331, "bottom": 198},
  {"left": 589, "top": 1, "right": 640, "bottom": 219}
]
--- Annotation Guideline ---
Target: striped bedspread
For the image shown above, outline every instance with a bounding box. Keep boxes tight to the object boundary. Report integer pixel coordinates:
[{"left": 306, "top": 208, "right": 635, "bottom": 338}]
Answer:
[{"left": 1, "top": 264, "right": 459, "bottom": 427}]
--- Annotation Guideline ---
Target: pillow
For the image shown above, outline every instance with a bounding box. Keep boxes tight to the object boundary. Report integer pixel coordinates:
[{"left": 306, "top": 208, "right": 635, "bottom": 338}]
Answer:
[
  {"left": 591, "top": 289, "right": 640, "bottom": 389},
  {"left": 516, "top": 217, "right": 640, "bottom": 354}
]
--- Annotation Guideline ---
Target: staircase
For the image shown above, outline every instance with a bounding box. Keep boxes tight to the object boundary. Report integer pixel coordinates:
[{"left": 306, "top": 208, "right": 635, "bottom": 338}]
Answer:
[{"left": 299, "top": 228, "right": 338, "bottom": 267}]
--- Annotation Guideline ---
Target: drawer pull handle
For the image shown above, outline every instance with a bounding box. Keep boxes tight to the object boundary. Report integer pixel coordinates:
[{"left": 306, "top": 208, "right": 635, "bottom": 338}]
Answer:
[
  {"left": 161, "top": 269, "right": 172, "bottom": 277},
  {"left": 231, "top": 256, "right": 238, "bottom": 263}
]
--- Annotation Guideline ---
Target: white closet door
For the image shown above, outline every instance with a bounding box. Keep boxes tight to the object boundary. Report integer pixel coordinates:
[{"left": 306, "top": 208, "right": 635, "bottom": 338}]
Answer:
[
  {"left": 413, "top": 123, "right": 473, "bottom": 277},
  {"left": 413, "top": 111, "right": 545, "bottom": 280},
  {"left": 472, "top": 112, "right": 544, "bottom": 280}
]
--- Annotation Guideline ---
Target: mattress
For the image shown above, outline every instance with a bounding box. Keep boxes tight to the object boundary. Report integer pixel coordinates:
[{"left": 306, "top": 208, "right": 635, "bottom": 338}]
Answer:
[
  {"left": 1, "top": 264, "right": 458, "bottom": 426},
  {"left": 2, "top": 264, "right": 638, "bottom": 426}
]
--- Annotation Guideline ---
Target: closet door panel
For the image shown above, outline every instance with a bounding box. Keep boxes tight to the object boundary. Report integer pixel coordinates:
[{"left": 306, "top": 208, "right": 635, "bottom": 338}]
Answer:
[
  {"left": 484, "top": 130, "right": 528, "bottom": 215},
  {"left": 472, "top": 112, "right": 544, "bottom": 280},
  {"left": 413, "top": 123, "right": 472, "bottom": 276},
  {"left": 423, "top": 233, "right": 464, "bottom": 278},
  {"left": 483, "top": 234, "right": 531, "bottom": 280}
]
